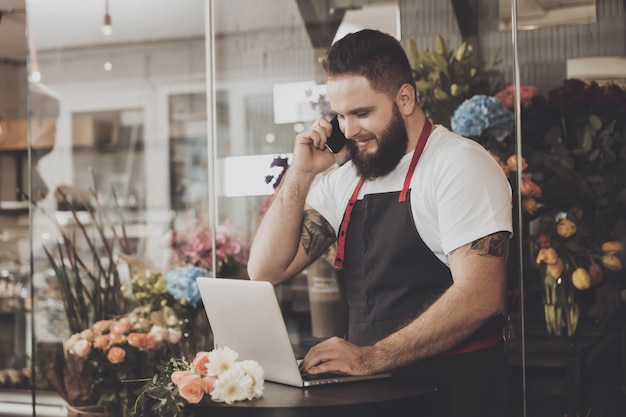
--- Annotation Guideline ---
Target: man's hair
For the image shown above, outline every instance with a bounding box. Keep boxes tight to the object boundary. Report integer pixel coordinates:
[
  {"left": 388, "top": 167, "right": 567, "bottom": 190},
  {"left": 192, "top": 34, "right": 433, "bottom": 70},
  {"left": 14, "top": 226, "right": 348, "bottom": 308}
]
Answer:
[{"left": 321, "top": 29, "right": 415, "bottom": 99}]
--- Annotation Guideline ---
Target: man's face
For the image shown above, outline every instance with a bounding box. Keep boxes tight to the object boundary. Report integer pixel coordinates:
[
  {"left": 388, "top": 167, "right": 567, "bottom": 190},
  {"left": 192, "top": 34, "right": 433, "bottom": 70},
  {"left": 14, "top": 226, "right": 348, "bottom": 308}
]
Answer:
[{"left": 327, "top": 75, "right": 408, "bottom": 180}]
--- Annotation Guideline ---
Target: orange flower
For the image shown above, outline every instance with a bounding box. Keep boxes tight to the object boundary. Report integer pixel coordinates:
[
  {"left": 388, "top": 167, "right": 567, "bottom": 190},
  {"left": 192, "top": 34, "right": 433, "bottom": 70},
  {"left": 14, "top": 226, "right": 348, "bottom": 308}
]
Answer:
[
  {"left": 93, "top": 334, "right": 112, "bottom": 351},
  {"left": 506, "top": 155, "right": 528, "bottom": 172},
  {"left": 127, "top": 333, "right": 158, "bottom": 350},
  {"left": 520, "top": 173, "right": 542, "bottom": 198},
  {"left": 107, "top": 347, "right": 126, "bottom": 364},
  {"left": 521, "top": 197, "right": 538, "bottom": 215}
]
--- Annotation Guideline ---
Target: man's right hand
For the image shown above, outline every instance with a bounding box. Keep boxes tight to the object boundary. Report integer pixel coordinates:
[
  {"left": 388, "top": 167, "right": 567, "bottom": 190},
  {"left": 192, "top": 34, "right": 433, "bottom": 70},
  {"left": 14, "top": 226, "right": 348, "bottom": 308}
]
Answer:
[{"left": 291, "top": 117, "right": 348, "bottom": 175}]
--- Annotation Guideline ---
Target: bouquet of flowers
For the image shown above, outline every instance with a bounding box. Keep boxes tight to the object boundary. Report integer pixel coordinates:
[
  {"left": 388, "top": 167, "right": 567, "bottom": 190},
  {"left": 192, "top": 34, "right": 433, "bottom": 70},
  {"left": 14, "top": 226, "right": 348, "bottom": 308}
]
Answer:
[
  {"left": 47, "top": 313, "right": 182, "bottom": 417},
  {"left": 127, "top": 264, "right": 213, "bottom": 357},
  {"left": 533, "top": 207, "right": 624, "bottom": 336},
  {"left": 162, "top": 219, "right": 249, "bottom": 278},
  {"left": 132, "top": 346, "right": 264, "bottom": 417}
]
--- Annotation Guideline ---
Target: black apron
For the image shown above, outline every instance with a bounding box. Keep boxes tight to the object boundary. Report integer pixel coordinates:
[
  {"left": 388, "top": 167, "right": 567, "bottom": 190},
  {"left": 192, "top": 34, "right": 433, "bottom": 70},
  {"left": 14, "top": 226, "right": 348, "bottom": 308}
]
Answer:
[{"left": 333, "top": 120, "right": 508, "bottom": 417}]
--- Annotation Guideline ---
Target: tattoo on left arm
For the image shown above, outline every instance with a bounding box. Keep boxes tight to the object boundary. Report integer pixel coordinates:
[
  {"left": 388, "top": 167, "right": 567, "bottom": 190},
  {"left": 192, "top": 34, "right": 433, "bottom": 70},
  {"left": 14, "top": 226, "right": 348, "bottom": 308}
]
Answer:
[{"left": 470, "top": 232, "right": 508, "bottom": 257}]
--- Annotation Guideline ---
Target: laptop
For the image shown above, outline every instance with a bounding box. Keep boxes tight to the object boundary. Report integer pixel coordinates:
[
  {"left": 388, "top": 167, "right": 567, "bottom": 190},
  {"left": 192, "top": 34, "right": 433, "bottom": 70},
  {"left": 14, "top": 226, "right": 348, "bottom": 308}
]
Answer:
[{"left": 196, "top": 277, "right": 391, "bottom": 387}]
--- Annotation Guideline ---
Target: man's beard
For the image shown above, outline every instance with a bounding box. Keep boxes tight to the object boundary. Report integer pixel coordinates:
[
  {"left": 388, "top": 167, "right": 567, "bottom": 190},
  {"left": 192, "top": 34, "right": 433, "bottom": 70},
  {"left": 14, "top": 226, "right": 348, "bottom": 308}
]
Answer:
[{"left": 347, "top": 105, "right": 409, "bottom": 180}]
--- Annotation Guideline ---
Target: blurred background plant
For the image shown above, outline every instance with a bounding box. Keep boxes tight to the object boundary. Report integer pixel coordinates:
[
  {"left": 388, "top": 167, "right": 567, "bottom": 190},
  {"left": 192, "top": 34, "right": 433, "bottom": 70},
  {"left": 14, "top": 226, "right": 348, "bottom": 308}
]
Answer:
[
  {"left": 408, "top": 35, "right": 504, "bottom": 128},
  {"left": 162, "top": 217, "right": 249, "bottom": 278},
  {"left": 523, "top": 79, "right": 626, "bottom": 236}
]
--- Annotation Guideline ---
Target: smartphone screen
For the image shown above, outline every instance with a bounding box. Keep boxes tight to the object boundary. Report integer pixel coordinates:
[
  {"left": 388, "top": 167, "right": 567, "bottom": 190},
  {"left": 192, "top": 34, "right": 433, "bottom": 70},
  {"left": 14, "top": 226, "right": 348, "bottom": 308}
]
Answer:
[{"left": 326, "top": 116, "right": 347, "bottom": 153}]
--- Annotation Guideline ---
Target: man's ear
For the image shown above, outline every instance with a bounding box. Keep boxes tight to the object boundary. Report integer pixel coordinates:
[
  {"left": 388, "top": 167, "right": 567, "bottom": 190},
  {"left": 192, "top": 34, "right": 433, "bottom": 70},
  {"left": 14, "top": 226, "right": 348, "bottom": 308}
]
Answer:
[{"left": 396, "top": 83, "right": 417, "bottom": 115}]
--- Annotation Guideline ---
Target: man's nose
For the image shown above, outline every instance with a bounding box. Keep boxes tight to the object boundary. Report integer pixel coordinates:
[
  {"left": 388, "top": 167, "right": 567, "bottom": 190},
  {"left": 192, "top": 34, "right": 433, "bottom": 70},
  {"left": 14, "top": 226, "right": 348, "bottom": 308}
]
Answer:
[{"left": 342, "top": 119, "right": 359, "bottom": 140}]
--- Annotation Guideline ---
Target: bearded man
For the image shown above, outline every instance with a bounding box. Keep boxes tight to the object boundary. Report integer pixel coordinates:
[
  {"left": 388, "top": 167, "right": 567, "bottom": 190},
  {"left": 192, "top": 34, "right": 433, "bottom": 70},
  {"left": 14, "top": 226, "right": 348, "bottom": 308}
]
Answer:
[{"left": 247, "top": 29, "right": 512, "bottom": 417}]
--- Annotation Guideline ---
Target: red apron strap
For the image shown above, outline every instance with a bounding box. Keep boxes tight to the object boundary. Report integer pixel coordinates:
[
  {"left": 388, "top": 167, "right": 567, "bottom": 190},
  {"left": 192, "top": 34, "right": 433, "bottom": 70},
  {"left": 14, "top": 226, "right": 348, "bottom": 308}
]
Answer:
[
  {"left": 399, "top": 118, "right": 432, "bottom": 202},
  {"left": 333, "top": 178, "right": 364, "bottom": 268},
  {"left": 333, "top": 119, "right": 433, "bottom": 268}
]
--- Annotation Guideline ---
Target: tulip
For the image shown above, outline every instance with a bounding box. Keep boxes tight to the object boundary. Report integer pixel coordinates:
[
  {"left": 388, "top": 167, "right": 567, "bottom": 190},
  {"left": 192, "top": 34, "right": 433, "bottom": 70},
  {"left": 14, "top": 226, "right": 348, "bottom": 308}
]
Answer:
[
  {"left": 588, "top": 263, "right": 604, "bottom": 286},
  {"left": 601, "top": 254, "right": 623, "bottom": 272},
  {"left": 546, "top": 258, "right": 564, "bottom": 279},
  {"left": 572, "top": 268, "right": 591, "bottom": 290},
  {"left": 556, "top": 219, "right": 576, "bottom": 238},
  {"left": 601, "top": 241, "right": 623, "bottom": 256},
  {"left": 536, "top": 247, "right": 559, "bottom": 265}
]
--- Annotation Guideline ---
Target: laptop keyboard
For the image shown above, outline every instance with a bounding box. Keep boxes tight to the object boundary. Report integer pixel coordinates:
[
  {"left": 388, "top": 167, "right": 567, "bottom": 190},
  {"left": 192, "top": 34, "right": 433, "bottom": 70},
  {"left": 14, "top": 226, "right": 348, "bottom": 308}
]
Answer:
[{"left": 300, "top": 370, "right": 348, "bottom": 381}]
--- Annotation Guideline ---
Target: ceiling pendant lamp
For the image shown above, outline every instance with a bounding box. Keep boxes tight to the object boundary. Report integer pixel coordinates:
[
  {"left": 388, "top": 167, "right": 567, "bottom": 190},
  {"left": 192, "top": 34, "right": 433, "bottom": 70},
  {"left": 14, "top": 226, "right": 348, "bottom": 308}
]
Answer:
[{"left": 103, "top": 0, "right": 112, "bottom": 36}]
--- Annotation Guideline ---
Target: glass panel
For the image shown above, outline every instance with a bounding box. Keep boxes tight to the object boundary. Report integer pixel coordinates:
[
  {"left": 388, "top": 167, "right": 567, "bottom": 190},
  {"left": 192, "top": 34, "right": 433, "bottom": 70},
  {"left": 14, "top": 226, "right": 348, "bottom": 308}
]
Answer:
[
  {"left": 21, "top": 0, "right": 210, "bottom": 415},
  {"left": 0, "top": 0, "right": 33, "bottom": 411},
  {"left": 513, "top": 0, "right": 626, "bottom": 416}
]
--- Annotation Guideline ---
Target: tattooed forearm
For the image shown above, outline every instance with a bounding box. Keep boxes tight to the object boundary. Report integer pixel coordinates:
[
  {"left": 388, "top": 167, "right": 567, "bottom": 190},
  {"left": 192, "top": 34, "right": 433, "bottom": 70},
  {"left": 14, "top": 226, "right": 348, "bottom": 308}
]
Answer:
[
  {"left": 470, "top": 232, "right": 508, "bottom": 257},
  {"left": 301, "top": 209, "right": 336, "bottom": 260}
]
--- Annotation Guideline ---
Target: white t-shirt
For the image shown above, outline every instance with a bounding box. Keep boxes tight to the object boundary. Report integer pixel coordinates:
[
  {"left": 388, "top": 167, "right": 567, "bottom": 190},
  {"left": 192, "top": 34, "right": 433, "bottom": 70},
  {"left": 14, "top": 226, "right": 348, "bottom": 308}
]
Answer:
[{"left": 306, "top": 125, "right": 513, "bottom": 266}]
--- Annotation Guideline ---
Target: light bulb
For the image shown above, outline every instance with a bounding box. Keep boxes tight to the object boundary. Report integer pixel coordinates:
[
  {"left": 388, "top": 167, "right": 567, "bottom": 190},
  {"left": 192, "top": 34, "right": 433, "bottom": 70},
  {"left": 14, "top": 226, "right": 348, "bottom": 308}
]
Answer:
[
  {"left": 103, "top": 13, "right": 112, "bottom": 36},
  {"left": 30, "top": 71, "right": 41, "bottom": 82}
]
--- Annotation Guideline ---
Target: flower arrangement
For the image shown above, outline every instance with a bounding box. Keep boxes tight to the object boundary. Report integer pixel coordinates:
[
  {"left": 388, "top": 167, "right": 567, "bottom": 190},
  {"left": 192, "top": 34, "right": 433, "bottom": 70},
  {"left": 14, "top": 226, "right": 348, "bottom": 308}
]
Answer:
[
  {"left": 533, "top": 207, "right": 624, "bottom": 336},
  {"left": 47, "top": 313, "right": 182, "bottom": 417},
  {"left": 127, "top": 264, "right": 213, "bottom": 358},
  {"left": 451, "top": 94, "right": 514, "bottom": 141},
  {"left": 131, "top": 347, "right": 264, "bottom": 417},
  {"left": 409, "top": 35, "right": 503, "bottom": 127},
  {"left": 162, "top": 218, "right": 249, "bottom": 278}
]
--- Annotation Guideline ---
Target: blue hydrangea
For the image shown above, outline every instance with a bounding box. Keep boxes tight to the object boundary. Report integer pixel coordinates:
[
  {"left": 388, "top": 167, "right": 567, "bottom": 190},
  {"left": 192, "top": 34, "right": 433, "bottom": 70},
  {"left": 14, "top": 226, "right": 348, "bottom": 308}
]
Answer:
[
  {"left": 451, "top": 95, "right": 514, "bottom": 141},
  {"left": 165, "top": 265, "right": 209, "bottom": 307}
]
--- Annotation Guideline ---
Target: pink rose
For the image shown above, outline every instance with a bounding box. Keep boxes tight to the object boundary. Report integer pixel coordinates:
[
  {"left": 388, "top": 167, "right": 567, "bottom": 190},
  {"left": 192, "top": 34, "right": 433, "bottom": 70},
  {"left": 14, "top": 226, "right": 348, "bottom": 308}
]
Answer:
[
  {"left": 192, "top": 352, "right": 211, "bottom": 376},
  {"left": 178, "top": 374, "right": 210, "bottom": 404},
  {"left": 171, "top": 370, "right": 194, "bottom": 385},
  {"left": 112, "top": 318, "right": 131, "bottom": 334},
  {"left": 127, "top": 333, "right": 158, "bottom": 350},
  {"left": 108, "top": 331, "right": 127, "bottom": 344},
  {"left": 72, "top": 339, "right": 92, "bottom": 358},
  {"left": 107, "top": 347, "right": 126, "bottom": 364},
  {"left": 92, "top": 320, "right": 114, "bottom": 334},
  {"left": 93, "top": 335, "right": 112, "bottom": 351}
]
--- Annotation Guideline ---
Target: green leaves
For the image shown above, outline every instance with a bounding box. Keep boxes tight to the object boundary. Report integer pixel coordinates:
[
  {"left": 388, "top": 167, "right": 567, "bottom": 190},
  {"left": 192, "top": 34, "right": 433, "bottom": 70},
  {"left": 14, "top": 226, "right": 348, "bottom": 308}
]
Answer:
[{"left": 410, "top": 35, "right": 491, "bottom": 128}]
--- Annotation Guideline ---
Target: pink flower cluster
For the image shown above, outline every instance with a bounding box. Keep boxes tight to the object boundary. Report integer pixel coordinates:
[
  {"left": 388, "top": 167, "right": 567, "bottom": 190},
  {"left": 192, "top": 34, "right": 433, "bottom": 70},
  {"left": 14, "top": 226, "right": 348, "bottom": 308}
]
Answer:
[
  {"left": 162, "top": 220, "right": 249, "bottom": 273},
  {"left": 495, "top": 84, "right": 538, "bottom": 109},
  {"left": 65, "top": 315, "right": 182, "bottom": 364},
  {"left": 170, "top": 347, "right": 264, "bottom": 405},
  {"left": 171, "top": 352, "right": 215, "bottom": 404}
]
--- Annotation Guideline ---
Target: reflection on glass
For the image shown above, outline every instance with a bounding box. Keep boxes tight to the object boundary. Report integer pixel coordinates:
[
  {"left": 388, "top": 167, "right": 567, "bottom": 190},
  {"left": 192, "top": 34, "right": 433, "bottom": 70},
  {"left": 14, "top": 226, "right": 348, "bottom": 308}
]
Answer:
[{"left": 499, "top": 0, "right": 596, "bottom": 30}]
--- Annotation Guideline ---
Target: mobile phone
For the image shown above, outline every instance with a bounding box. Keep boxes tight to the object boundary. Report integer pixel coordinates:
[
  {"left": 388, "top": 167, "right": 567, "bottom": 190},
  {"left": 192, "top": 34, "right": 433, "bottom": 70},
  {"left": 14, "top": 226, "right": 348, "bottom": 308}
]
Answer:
[{"left": 326, "top": 116, "right": 347, "bottom": 153}]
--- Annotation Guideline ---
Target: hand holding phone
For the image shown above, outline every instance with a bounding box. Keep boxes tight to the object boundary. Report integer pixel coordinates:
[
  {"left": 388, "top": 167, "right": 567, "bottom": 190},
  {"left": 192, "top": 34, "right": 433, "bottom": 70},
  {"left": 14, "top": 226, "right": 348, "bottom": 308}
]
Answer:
[{"left": 326, "top": 116, "right": 347, "bottom": 153}]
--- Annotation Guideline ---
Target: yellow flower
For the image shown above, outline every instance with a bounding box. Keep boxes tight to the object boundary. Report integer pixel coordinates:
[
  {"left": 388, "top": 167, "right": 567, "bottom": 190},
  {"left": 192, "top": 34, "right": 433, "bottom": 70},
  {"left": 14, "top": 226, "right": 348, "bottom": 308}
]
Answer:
[
  {"left": 556, "top": 219, "right": 576, "bottom": 238},
  {"left": 601, "top": 241, "right": 623, "bottom": 256},
  {"left": 572, "top": 268, "right": 591, "bottom": 290},
  {"left": 536, "top": 247, "right": 559, "bottom": 265},
  {"left": 546, "top": 258, "right": 564, "bottom": 279},
  {"left": 601, "top": 254, "right": 623, "bottom": 272}
]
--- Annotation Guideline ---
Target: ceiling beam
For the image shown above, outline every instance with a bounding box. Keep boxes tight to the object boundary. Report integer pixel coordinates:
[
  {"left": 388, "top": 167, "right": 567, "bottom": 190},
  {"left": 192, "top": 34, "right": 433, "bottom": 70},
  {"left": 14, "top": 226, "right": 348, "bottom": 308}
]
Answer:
[
  {"left": 450, "top": 0, "right": 478, "bottom": 39},
  {"left": 295, "top": 0, "right": 347, "bottom": 49}
]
